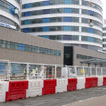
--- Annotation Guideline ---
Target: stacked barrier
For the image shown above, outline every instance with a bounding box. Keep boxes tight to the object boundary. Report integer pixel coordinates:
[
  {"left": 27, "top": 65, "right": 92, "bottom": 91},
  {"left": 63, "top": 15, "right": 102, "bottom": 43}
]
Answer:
[
  {"left": 103, "top": 77, "right": 106, "bottom": 86},
  {"left": 85, "top": 77, "right": 92, "bottom": 88},
  {"left": 56, "top": 78, "right": 67, "bottom": 93},
  {"left": 0, "top": 81, "right": 9, "bottom": 102},
  {"left": 0, "top": 76, "right": 105, "bottom": 103},
  {"left": 42, "top": 79, "right": 57, "bottom": 95},
  {"left": 77, "top": 77, "right": 85, "bottom": 90},
  {"left": 92, "top": 77, "right": 98, "bottom": 87},
  {"left": 98, "top": 77, "right": 103, "bottom": 86},
  {"left": 26, "top": 79, "right": 43, "bottom": 98},
  {"left": 67, "top": 78, "right": 77, "bottom": 91},
  {"left": 6, "top": 80, "right": 28, "bottom": 101}
]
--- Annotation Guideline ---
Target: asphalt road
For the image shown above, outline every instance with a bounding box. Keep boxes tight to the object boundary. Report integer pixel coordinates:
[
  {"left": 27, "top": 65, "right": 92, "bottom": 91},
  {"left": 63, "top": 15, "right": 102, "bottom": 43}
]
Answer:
[{"left": 1, "top": 86, "right": 106, "bottom": 106}]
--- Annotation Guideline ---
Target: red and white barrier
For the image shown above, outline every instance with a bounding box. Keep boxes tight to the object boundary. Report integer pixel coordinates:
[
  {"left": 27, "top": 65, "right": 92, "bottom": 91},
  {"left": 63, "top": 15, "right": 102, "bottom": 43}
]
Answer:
[
  {"left": 56, "top": 78, "right": 67, "bottom": 93},
  {"left": 77, "top": 77, "right": 85, "bottom": 90},
  {"left": 0, "top": 81, "right": 9, "bottom": 102},
  {"left": 0, "top": 77, "right": 105, "bottom": 103},
  {"left": 26, "top": 79, "right": 43, "bottom": 98},
  {"left": 98, "top": 76, "right": 103, "bottom": 86}
]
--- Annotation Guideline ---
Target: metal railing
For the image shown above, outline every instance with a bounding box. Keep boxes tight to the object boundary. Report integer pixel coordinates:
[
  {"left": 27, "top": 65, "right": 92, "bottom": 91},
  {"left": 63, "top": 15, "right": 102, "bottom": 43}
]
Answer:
[{"left": 0, "top": 60, "right": 106, "bottom": 80}]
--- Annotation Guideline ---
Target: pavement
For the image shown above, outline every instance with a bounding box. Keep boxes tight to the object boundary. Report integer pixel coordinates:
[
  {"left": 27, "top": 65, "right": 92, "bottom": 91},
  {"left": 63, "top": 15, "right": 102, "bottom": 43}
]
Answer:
[
  {"left": 1, "top": 87, "right": 106, "bottom": 106},
  {"left": 65, "top": 95, "right": 106, "bottom": 106}
]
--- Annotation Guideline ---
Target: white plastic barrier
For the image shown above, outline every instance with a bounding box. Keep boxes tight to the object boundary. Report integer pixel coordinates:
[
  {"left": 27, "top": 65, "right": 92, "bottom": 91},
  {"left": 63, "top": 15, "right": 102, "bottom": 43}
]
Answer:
[
  {"left": 77, "top": 77, "right": 85, "bottom": 90},
  {"left": 56, "top": 78, "right": 67, "bottom": 93},
  {"left": 98, "top": 77, "right": 103, "bottom": 86},
  {"left": 26, "top": 79, "right": 43, "bottom": 98},
  {"left": 0, "top": 81, "right": 9, "bottom": 102}
]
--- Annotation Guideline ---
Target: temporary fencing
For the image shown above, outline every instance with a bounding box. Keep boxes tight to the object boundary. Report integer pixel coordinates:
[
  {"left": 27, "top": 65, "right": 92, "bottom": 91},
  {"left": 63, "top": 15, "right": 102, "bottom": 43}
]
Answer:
[
  {"left": 77, "top": 77, "right": 85, "bottom": 90},
  {"left": 0, "top": 77, "right": 106, "bottom": 103},
  {"left": 26, "top": 79, "right": 43, "bottom": 98},
  {"left": 42, "top": 79, "right": 57, "bottom": 95},
  {"left": 56, "top": 78, "right": 67, "bottom": 93},
  {"left": 67, "top": 78, "right": 77, "bottom": 91},
  {"left": 6, "top": 80, "right": 28, "bottom": 101}
]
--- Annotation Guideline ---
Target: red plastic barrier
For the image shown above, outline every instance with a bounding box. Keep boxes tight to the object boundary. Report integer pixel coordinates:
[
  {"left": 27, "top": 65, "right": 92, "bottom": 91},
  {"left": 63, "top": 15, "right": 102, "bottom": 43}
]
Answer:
[
  {"left": 103, "top": 77, "right": 106, "bottom": 86},
  {"left": 42, "top": 79, "right": 56, "bottom": 95},
  {"left": 67, "top": 78, "right": 77, "bottom": 91},
  {"left": 85, "top": 78, "right": 92, "bottom": 88},
  {"left": 92, "top": 77, "right": 98, "bottom": 87},
  {"left": 6, "top": 81, "right": 28, "bottom": 101}
]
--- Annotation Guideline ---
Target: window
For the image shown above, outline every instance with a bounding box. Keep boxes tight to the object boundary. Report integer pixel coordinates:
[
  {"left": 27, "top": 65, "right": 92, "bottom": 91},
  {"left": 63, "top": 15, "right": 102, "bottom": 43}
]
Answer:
[
  {"left": 25, "top": 4, "right": 31, "bottom": 8},
  {"left": 25, "top": 20, "right": 30, "bottom": 24},
  {"left": 64, "top": 17, "right": 72, "bottom": 22},
  {"left": 64, "top": 26, "right": 72, "bottom": 31},
  {"left": 64, "top": 8, "right": 72, "bottom": 13},
  {"left": 88, "top": 28, "right": 94, "bottom": 33},
  {"left": 18, "top": 44, "right": 25, "bottom": 51},
  {"left": 64, "top": 0, "right": 72, "bottom": 4},
  {"left": 43, "top": 18, "right": 49, "bottom": 23},
  {"left": 42, "top": 27, "right": 49, "bottom": 31},
  {"left": 23, "top": 28, "right": 30, "bottom": 33},
  {"left": 25, "top": 12, "right": 31, "bottom": 16},
  {"left": 43, "top": 9, "right": 50, "bottom": 14},
  {"left": 43, "top": 1, "right": 50, "bottom": 6}
]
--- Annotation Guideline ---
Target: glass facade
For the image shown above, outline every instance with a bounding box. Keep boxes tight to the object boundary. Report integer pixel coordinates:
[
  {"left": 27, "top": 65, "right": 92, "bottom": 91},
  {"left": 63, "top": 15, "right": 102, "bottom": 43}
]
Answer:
[
  {"left": 22, "top": 8, "right": 79, "bottom": 17},
  {"left": 82, "top": 0, "right": 102, "bottom": 12},
  {"left": 39, "top": 35, "right": 79, "bottom": 41},
  {"left": 21, "top": 26, "right": 79, "bottom": 33},
  {"left": 81, "top": 36, "right": 102, "bottom": 44},
  {"left": 82, "top": 18, "right": 102, "bottom": 28},
  {"left": 21, "top": 17, "right": 79, "bottom": 25},
  {"left": 0, "top": 39, "right": 61, "bottom": 56},
  {"left": 0, "top": 0, "right": 19, "bottom": 18},
  {"left": 22, "top": 0, "right": 79, "bottom": 9},
  {"left": 82, "top": 27, "right": 102, "bottom": 36},
  {"left": 82, "top": 9, "right": 102, "bottom": 21}
]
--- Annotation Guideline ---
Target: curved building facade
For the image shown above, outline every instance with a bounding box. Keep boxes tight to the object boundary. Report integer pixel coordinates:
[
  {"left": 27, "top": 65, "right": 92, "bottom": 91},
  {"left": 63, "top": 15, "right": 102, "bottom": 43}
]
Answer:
[
  {"left": 0, "top": 0, "right": 21, "bottom": 30},
  {"left": 21, "top": 0, "right": 103, "bottom": 51},
  {"left": 103, "top": 20, "right": 106, "bottom": 51}
]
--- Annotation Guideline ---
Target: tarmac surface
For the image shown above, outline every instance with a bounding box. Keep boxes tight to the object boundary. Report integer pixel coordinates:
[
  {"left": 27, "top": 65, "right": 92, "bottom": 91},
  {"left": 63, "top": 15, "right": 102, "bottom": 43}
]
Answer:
[{"left": 1, "top": 86, "right": 106, "bottom": 106}]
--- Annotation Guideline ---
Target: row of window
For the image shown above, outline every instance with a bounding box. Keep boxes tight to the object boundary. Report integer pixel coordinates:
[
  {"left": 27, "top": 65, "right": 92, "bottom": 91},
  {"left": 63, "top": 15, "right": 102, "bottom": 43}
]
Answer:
[
  {"left": 77, "top": 54, "right": 98, "bottom": 60},
  {"left": 22, "top": 8, "right": 102, "bottom": 21},
  {"left": 22, "top": 8, "right": 79, "bottom": 17},
  {"left": 82, "top": 18, "right": 102, "bottom": 28},
  {"left": 103, "top": 44, "right": 106, "bottom": 47},
  {"left": 103, "top": 27, "right": 106, "bottom": 31},
  {"left": 82, "top": 9, "right": 102, "bottom": 21},
  {"left": 21, "top": 17, "right": 79, "bottom": 25},
  {"left": 82, "top": 0, "right": 102, "bottom": 12},
  {"left": 21, "top": 26, "right": 102, "bottom": 36},
  {"left": 81, "top": 36, "right": 102, "bottom": 44},
  {"left": 82, "top": 27, "right": 102, "bottom": 36},
  {"left": 39, "top": 35, "right": 102, "bottom": 44},
  {"left": 0, "top": 40, "right": 61, "bottom": 56},
  {"left": 0, "top": 0, "right": 18, "bottom": 18},
  {"left": 22, "top": 26, "right": 79, "bottom": 33},
  {"left": 22, "top": 0, "right": 79, "bottom": 9},
  {"left": 39, "top": 35, "right": 79, "bottom": 40},
  {"left": 103, "top": 33, "right": 106, "bottom": 36},
  {"left": 22, "top": 0, "right": 102, "bottom": 13},
  {"left": 103, "top": 39, "right": 106, "bottom": 42}
]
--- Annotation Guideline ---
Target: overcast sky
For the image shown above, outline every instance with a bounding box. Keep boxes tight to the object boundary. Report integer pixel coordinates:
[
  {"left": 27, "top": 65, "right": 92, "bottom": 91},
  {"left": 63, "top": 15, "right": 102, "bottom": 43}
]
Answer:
[{"left": 101, "top": 0, "right": 106, "bottom": 19}]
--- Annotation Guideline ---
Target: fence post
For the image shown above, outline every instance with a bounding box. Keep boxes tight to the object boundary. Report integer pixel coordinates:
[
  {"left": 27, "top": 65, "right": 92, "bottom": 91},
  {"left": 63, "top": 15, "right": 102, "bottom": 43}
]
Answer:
[
  {"left": 90, "top": 67, "right": 92, "bottom": 77},
  {"left": 75, "top": 66, "right": 77, "bottom": 77},
  {"left": 55, "top": 65, "right": 57, "bottom": 78},
  {"left": 83, "top": 66, "right": 85, "bottom": 78},
  {"left": 96, "top": 67, "right": 97, "bottom": 77},
  {"left": 7, "top": 60, "right": 11, "bottom": 80},
  {"left": 101, "top": 67, "right": 103, "bottom": 76},
  {"left": 27, "top": 63, "right": 29, "bottom": 80}
]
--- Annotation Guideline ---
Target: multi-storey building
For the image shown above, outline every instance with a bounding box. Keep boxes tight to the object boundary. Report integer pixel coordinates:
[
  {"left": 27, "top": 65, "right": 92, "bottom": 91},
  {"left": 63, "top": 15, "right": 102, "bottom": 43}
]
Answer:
[
  {"left": 0, "top": 0, "right": 21, "bottom": 30},
  {"left": 21, "top": 0, "right": 103, "bottom": 51}
]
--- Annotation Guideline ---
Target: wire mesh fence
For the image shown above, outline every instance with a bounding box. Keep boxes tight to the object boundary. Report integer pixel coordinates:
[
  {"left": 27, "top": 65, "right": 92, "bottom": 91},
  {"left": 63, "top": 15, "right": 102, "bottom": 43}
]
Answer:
[{"left": 0, "top": 60, "right": 106, "bottom": 80}]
